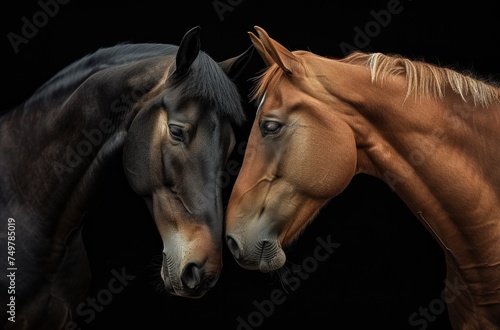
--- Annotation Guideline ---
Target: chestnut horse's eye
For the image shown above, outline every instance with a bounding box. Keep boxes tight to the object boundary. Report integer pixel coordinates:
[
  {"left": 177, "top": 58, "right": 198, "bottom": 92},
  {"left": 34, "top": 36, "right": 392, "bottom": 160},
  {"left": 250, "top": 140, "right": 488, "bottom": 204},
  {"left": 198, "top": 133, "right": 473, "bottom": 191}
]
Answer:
[
  {"left": 169, "top": 124, "right": 186, "bottom": 142},
  {"left": 259, "top": 120, "right": 283, "bottom": 136}
]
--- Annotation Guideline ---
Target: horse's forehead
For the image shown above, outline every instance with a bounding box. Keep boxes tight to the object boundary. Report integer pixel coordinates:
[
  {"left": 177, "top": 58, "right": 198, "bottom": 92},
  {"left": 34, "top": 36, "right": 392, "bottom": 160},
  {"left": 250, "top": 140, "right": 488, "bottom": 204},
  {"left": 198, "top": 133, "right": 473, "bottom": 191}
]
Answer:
[
  {"left": 259, "top": 79, "right": 301, "bottom": 110},
  {"left": 171, "top": 99, "right": 204, "bottom": 119},
  {"left": 257, "top": 88, "right": 287, "bottom": 114}
]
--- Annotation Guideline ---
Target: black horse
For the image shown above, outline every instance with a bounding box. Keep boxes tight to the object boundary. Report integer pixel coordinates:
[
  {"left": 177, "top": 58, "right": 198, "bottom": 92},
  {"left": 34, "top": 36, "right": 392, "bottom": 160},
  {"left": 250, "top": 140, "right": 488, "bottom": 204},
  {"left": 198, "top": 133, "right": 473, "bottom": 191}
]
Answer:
[{"left": 0, "top": 26, "right": 253, "bottom": 329}]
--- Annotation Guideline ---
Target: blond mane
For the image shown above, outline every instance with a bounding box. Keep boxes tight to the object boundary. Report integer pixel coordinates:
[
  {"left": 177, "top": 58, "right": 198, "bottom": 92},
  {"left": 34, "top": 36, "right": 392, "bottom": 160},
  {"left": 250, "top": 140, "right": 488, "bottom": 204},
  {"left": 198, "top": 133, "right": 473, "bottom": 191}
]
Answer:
[
  {"left": 251, "top": 51, "right": 500, "bottom": 108},
  {"left": 341, "top": 52, "right": 500, "bottom": 107}
]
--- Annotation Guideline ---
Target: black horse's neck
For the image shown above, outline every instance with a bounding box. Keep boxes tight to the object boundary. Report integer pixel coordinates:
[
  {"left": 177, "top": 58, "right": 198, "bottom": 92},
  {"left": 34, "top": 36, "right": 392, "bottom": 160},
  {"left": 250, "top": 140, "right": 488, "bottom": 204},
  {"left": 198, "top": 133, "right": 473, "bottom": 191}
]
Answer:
[
  {"left": 0, "top": 54, "right": 172, "bottom": 328},
  {"left": 0, "top": 54, "right": 172, "bottom": 239}
]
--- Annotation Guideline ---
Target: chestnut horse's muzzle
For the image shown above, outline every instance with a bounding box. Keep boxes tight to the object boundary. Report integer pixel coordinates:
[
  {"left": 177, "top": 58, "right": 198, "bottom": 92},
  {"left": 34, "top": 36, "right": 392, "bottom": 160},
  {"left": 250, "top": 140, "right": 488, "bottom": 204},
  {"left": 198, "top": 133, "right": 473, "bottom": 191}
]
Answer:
[{"left": 226, "top": 235, "right": 286, "bottom": 272}]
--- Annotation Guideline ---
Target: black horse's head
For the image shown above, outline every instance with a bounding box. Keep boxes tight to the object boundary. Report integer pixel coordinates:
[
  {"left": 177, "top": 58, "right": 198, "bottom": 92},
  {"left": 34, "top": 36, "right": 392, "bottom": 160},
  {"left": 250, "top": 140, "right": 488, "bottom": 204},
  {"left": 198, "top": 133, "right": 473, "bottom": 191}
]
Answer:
[{"left": 123, "top": 26, "right": 253, "bottom": 298}]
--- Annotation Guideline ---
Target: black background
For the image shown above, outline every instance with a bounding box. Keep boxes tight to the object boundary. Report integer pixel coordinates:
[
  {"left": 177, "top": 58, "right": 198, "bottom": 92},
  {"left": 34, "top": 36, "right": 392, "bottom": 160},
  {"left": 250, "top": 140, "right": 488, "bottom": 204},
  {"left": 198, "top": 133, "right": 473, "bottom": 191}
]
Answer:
[{"left": 3, "top": 1, "right": 499, "bottom": 329}]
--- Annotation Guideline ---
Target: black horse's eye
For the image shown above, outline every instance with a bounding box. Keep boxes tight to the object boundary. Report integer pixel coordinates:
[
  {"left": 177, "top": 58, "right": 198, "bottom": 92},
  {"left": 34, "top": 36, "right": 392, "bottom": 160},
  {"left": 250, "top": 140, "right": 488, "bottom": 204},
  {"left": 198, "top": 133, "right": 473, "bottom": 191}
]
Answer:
[
  {"left": 259, "top": 120, "right": 283, "bottom": 136},
  {"left": 169, "top": 125, "right": 185, "bottom": 142}
]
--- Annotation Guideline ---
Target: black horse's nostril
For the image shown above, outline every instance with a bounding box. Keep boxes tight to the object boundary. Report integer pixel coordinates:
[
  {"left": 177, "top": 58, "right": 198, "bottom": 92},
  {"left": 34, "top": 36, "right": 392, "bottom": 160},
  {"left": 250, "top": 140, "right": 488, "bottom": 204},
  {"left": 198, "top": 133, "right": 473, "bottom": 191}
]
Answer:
[
  {"left": 226, "top": 235, "right": 241, "bottom": 259},
  {"left": 181, "top": 262, "right": 203, "bottom": 290}
]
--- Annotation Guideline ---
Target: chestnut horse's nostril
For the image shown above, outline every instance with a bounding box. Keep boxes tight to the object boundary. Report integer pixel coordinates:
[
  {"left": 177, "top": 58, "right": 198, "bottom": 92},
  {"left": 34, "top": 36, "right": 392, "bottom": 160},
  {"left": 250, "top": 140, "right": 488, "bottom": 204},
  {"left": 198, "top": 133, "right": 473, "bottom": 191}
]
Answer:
[
  {"left": 181, "top": 262, "right": 203, "bottom": 290},
  {"left": 226, "top": 235, "right": 241, "bottom": 259}
]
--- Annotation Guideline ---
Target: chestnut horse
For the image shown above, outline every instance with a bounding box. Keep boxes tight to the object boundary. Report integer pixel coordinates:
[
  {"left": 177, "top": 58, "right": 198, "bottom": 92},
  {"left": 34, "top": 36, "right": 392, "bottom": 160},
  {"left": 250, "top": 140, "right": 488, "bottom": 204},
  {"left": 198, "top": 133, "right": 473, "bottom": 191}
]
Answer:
[
  {"left": 0, "top": 26, "right": 253, "bottom": 329},
  {"left": 225, "top": 26, "right": 500, "bottom": 329}
]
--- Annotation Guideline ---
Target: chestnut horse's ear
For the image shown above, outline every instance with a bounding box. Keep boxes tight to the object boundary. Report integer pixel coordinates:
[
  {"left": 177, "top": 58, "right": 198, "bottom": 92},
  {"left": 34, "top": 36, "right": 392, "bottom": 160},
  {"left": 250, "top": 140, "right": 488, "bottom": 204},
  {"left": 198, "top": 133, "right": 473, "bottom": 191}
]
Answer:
[
  {"left": 250, "top": 26, "right": 299, "bottom": 76},
  {"left": 248, "top": 31, "right": 274, "bottom": 67},
  {"left": 218, "top": 44, "right": 255, "bottom": 81}
]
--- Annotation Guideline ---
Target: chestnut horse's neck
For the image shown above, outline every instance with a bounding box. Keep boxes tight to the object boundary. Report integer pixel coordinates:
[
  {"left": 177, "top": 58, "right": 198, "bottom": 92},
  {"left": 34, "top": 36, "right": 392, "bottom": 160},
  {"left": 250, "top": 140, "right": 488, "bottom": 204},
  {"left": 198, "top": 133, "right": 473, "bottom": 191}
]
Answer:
[{"left": 318, "top": 54, "right": 500, "bottom": 328}]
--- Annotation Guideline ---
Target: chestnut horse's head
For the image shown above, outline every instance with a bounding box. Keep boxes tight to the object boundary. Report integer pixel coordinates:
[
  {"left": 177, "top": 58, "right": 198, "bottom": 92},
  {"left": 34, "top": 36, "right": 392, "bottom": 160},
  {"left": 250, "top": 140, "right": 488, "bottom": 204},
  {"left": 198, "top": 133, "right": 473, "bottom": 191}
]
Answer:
[{"left": 225, "top": 27, "right": 357, "bottom": 272}]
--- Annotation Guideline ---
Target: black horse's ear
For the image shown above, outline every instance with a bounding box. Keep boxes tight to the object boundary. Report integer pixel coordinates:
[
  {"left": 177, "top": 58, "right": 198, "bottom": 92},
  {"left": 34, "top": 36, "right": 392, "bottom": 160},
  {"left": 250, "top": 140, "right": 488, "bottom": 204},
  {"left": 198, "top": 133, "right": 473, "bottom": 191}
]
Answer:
[
  {"left": 174, "top": 26, "right": 201, "bottom": 77},
  {"left": 218, "top": 45, "right": 255, "bottom": 81}
]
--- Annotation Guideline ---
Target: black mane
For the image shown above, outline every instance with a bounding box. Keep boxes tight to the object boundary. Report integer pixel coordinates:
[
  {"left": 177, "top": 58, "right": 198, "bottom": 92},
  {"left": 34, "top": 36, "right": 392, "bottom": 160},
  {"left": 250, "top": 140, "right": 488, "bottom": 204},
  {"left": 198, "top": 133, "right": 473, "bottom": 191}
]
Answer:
[
  {"left": 24, "top": 43, "right": 179, "bottom": 109},
  {"left": 13, "top": 42, "right": 245, "bottom": 125},
  {"left": 172, "top": 52, "right": 246, "bottom": 126}
]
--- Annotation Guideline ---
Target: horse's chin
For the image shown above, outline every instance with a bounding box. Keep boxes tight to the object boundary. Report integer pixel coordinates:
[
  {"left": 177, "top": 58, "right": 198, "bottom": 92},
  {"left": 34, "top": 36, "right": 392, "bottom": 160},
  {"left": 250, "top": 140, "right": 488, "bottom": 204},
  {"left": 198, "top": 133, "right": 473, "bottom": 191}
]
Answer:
[
  {"left": 257, "top": 252, "right": 286, "bottom": 273},
  {"left": 230, "top": 237, "right": 286, "bottom": 273}
]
